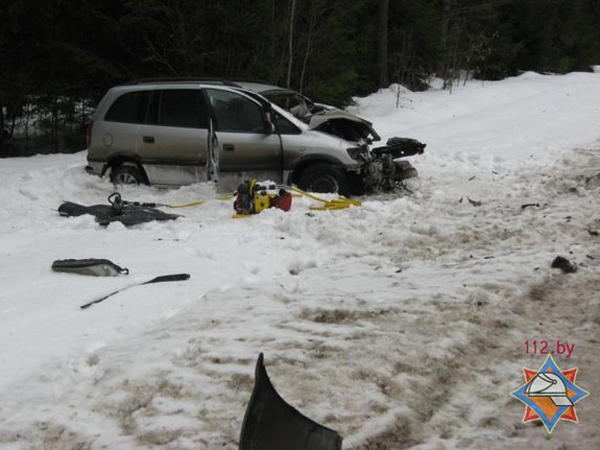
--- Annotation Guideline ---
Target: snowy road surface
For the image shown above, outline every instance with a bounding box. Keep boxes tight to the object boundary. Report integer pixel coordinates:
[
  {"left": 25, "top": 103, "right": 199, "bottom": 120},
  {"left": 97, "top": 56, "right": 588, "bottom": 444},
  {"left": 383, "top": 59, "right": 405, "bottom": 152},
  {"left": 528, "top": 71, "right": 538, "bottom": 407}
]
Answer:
[{"left": 0, "top": 72, "right": 599, "bottom": 449}]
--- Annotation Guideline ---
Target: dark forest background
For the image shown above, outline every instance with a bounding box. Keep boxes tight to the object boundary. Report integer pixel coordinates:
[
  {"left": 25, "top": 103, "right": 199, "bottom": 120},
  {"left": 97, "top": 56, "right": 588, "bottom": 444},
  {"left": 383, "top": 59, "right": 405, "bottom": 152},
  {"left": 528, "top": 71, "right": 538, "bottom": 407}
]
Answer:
[{"left": 1, "top": 0, "right": 599, "bottom": 156}]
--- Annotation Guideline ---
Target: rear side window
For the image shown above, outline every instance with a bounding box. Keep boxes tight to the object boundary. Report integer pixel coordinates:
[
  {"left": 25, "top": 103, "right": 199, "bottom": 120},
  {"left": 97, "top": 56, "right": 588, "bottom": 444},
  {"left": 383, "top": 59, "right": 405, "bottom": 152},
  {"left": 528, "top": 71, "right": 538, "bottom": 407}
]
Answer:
[
  {"left": 159, "top": 90, "right": 208, "bottom": 128},
  {"left": 104, "top": 91, "right": 149, "bottom": 123},
  {"left": 206, "top": 89, "right": 264, "bottom": 133}
]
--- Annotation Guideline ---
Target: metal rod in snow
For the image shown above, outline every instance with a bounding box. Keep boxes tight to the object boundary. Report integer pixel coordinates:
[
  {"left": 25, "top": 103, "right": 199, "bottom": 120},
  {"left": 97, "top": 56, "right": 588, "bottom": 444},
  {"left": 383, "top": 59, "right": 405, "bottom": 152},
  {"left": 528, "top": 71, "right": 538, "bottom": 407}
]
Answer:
[
  {"left": 80, "top": 274, "right": 190, "bottom": 309},
  {"left": 207, "top": 117, "right": 219, "bottom": 184}
]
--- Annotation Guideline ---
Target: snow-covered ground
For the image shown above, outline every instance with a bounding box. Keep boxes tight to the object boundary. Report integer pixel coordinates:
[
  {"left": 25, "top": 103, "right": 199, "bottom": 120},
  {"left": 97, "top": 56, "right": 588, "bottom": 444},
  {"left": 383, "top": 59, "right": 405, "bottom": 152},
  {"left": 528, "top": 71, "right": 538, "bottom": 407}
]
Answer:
[{"left": 1, "top": 72, "right": 599, "bottom": 449}]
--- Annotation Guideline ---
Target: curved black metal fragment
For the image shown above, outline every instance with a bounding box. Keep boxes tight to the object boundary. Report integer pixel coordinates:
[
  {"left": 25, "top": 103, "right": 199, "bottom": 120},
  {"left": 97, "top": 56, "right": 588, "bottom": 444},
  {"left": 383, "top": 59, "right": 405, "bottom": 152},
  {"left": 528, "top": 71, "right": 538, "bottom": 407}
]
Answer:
[{"left": 239, "top": 353, "right": 342, "bottom": 450}]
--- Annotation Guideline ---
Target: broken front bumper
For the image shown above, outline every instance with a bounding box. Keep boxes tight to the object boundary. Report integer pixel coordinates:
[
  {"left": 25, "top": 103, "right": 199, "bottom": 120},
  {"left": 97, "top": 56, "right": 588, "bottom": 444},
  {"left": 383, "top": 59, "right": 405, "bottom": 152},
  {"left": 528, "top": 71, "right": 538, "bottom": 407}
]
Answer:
[{"left": 356, "top": 137, "right": 425, "bottom": 192}]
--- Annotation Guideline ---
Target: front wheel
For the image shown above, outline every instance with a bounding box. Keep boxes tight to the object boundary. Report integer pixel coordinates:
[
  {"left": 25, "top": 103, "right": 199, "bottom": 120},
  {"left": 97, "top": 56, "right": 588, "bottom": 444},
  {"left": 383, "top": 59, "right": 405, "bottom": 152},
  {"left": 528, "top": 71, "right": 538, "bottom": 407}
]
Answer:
[{"left": 297, "top": 163, "right": 351, "bottom": 196}]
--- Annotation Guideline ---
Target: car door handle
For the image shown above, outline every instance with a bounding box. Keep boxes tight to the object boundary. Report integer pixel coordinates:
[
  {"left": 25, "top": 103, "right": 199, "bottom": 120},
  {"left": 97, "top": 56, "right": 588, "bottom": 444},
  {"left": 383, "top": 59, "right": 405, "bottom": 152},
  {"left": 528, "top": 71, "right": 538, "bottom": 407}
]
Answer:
[
  {"left": 143, "top": 136, "right": 155, "bottom": 144},
  {"left": 223, "top": 144, "right": 235, "bottom": 151}
]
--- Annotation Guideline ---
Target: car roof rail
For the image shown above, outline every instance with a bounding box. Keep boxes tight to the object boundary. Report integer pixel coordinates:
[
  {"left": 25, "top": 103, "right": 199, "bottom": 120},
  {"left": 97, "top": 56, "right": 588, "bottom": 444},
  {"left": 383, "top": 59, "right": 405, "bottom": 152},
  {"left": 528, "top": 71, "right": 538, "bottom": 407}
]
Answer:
[{"left": 125, "top": 77, "right": 241, "bottom": 86}]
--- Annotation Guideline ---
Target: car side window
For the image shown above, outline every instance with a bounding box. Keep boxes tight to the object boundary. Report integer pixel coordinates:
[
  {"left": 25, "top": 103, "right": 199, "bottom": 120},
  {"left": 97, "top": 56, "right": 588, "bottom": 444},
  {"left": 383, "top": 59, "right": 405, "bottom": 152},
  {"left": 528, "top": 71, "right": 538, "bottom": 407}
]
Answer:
[
  {"left": 105, "top": 91, "right": 149, "bottom": 124},
  {"left": 159, "top": 90, "right": 208, "bottom": 128},
  {"left": 274, "top": 111, "right": 301, "bottom": 135},
  {"left": 206, "top": 89, "right": 264, "bottom": 133}
]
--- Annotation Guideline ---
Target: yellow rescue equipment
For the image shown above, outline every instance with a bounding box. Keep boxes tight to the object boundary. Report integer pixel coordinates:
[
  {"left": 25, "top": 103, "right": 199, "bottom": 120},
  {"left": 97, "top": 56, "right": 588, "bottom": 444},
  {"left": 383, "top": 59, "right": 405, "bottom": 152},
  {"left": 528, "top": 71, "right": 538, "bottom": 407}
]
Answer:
[
  {"left": 232, "top": 180, "right": 361, "bottom": 216},
  {"left": 234, "top": 180, "right": 293, "bottom": 217}
]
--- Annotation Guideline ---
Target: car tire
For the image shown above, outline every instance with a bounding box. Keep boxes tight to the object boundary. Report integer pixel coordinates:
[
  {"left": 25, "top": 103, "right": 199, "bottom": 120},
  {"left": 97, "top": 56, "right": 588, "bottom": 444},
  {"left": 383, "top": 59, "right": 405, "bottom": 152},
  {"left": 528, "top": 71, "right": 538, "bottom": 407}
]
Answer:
[
  {"left": 110, "top": 164, "right": 147, "bottom": 186},
  {"left": 298, "top": 163, "right": 351, "bottom": 196}
]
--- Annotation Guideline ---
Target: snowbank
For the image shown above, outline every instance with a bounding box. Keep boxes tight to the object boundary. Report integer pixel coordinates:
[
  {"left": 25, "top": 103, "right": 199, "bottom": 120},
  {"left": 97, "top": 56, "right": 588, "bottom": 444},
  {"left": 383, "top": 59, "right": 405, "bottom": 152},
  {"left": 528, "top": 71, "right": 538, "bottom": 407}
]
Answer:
[{"left": 350, "top": 71, "right": 600, "bottom": 173}]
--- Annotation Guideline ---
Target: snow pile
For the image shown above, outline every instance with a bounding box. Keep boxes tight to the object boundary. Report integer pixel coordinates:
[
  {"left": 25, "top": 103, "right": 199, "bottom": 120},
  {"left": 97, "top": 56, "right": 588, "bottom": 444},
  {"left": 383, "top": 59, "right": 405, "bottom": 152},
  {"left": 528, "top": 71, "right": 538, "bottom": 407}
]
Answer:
[
  {"left": 1, "top": 72, "right": 600, "bottom": 449},
  {"left": 350, "top": 71, "right": 600, "bottom": 173}
]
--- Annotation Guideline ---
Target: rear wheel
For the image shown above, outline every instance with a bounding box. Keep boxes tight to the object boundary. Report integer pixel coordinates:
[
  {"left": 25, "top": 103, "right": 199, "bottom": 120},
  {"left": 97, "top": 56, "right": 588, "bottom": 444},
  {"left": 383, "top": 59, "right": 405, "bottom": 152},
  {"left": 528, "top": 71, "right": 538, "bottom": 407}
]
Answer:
[
  {"left": 110, "top": 164, "right": 147, "bottom": 186},
  {"left": 297, "top": 163, "right": 351, "bottom": 196}
]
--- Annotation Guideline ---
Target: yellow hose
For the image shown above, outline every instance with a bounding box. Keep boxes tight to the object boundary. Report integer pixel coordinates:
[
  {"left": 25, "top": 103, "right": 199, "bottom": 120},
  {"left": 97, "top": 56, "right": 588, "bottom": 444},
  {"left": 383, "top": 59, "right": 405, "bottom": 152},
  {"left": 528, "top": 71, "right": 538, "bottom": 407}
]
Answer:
[
  {"left": 169, "top": 200, "right": 206, "bottom": 209},
  {"left": 288, "top": 187, "right": 361, "bottom": 211}
]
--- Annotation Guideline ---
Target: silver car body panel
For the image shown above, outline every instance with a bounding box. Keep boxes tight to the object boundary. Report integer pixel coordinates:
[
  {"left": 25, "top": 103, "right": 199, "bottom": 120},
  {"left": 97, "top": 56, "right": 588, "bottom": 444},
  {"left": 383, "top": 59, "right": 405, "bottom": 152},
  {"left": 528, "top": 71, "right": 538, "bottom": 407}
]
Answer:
[
  {"left": 137, "top": 123, "right": 208, "bottom": 185},
  {"left": 269, "top": 105, "right": 360, "bottom": 170}
]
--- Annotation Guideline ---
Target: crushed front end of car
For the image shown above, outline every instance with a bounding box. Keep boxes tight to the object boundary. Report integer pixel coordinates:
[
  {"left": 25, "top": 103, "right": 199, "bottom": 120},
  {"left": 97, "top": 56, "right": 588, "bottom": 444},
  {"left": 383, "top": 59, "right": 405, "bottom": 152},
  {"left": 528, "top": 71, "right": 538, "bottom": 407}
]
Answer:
[
  {"left": 240, "top": 83, "right": 426, "bottom": 195},
  {"left": 345, "top": 137, "right": 425, "bottom": 193},
  {"left": 309, "top": 112, "right": 426, "bottom": 193}
]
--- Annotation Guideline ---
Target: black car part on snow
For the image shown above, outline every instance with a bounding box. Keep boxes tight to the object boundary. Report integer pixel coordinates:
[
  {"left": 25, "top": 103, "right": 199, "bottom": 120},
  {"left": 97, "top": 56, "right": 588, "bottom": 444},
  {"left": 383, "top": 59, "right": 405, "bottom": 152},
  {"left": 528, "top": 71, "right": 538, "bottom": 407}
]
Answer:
[
  {"left": 239, "top": 353, "right": 342, "bottom": 450},
  {"left": 58, "top": 193, "right": 179, "bottom": 226},
  {"left": 551, "top": 256, "right": 578, "bottom": 274},
  {"left": 51, "top": 258, "right": 129, "bottom": 277}
]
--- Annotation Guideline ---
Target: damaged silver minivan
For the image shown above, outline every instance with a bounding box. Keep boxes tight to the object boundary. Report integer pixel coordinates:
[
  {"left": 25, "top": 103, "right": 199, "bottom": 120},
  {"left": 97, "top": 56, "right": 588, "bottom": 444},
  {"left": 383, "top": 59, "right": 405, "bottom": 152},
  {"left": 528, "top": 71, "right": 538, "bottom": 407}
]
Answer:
[{"left": 86, "top": 79, "right": 425, "bottom": 195}]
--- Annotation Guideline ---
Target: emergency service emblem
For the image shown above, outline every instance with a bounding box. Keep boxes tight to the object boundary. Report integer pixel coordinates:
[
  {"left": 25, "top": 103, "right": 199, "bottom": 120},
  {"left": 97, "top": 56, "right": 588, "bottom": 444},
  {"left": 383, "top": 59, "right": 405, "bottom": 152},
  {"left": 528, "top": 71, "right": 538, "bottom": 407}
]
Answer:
[{"left": 510, "top": 355, "right": 589, "bottom": 432}]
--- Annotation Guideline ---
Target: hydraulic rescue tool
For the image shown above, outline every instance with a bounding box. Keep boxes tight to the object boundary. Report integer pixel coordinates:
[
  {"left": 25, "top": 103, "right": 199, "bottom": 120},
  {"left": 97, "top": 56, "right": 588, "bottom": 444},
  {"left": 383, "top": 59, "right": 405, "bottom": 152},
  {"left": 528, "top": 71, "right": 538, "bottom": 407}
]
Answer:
[{"left": 234, "top": 180, "right": 292, "bottom": 216}]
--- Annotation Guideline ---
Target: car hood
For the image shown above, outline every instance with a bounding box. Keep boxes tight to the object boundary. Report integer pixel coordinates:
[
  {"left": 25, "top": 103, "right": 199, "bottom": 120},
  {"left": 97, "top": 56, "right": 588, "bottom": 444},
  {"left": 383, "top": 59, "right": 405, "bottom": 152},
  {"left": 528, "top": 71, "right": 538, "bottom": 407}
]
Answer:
[{"left": 308, "top": 110, "right": 381, "bottom": 142}]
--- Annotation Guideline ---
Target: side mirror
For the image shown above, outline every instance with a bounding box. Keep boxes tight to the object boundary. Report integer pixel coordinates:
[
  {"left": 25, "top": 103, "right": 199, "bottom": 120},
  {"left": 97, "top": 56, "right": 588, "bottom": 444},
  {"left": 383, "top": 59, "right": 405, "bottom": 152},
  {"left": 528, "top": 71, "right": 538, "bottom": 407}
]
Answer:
[{"left": 264, "top": 121, "right": 276, "bottom": 134}]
